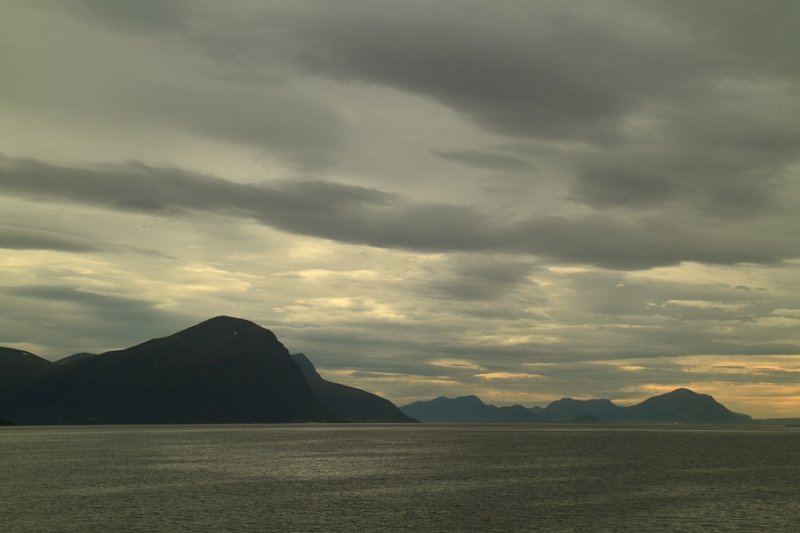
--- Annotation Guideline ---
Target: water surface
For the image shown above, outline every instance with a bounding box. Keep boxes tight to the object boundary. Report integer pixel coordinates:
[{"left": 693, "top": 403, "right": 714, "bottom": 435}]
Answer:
[{"left": 1, "top": 424, "right": 798, "bottom": 531}]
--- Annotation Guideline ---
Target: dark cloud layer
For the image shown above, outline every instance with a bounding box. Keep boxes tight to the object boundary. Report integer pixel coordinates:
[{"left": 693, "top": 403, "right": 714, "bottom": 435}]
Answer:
[
  {"left": 2, "top": 154, "right": 798, "bottom": 269},
  {"left": 0, "top": 225, "right": 99, "bottom": 253},
  {"left": 433, "top": 150, "right": 532, "bottom": 172}
]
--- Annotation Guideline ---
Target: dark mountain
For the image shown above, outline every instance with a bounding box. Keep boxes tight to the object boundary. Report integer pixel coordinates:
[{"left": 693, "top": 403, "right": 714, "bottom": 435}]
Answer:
[
  {"left": 542, "top": 398, "right": 619, "bottom": 422},
  {"left": 570, "top": 412, "right": 604, "bottom": 424},
  {"left": 55, "top": 352, "right": 97, "bottom": 366},
  {"left": 0, "top": 347, "right": 55, "bottom": 420},
  {"left": 401, "top": 395, "right": 544, "bottom": 423},
  {"left": 11, "top": 316, "right": 335, "bottom": 424},
  {"left": 291, "top": 353, "right": 416, "bottom": 423},
  {"left": 608, "top": 388, "right": 752, "bottom": 424},
  {"left": 402, "top": 388, "right": 751, "bottom": 424}
]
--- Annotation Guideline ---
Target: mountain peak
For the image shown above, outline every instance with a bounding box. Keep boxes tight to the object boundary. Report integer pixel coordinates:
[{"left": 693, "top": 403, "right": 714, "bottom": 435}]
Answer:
[
  {"left": 152, "top": 316, "right": 282, "bottom": 354},
  {"left": 193, "top": 315, "right": 263, "bottom": 333}
]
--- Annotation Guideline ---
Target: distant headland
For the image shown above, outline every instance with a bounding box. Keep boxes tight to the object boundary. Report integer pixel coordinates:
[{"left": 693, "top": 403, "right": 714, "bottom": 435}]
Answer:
[{"left": 0, "top": 316, "right": 757, "bottom": 426}]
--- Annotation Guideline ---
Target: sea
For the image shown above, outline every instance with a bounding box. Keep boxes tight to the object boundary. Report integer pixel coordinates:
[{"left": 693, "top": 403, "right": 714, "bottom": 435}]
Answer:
[{"left": 1, "top": 424, "right": 798, "bottom": 532}]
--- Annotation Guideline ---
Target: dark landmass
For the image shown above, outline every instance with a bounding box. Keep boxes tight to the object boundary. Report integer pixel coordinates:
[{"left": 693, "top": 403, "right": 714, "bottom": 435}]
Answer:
[
  {"left": 292, "top": 353, "right": 417, "bottom": 423},
  {"left": 7, "top": 316, "right": 335, "bottom": 424},
  {"left": 0, "top": 347, "right": 55, "bottom": 421},
  {"left": 401, "top": 395, "right": 545, "bottom": 423},
  {"left": 0, "top": 316, "right": 415, "bottom": 425},
  {"left": 0, "top": 419, "right": 16, "bottom": 426},
  {"left": 0, "top": 317, "right": 767, "bottom": 425},
  {"left": 55, "top": 352, "right": 97, "bottom": 366},
  {"left": 403, "top": 388, "right": 754, "bottom": 424},
  {"left": 605, "top": 388, "right": 752, "bottom": 424},
  {"left": 543, "top": 398, "right": 619, "bottom": 422}
]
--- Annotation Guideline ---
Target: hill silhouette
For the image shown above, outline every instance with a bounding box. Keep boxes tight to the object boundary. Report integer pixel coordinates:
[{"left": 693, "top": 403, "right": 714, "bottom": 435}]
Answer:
[
  {"left": 404, "top": 388, "right": 752, "bottom": 424},
  {"left": 55, "top": 352, "right": 97, "bottom": 366},
  {"left": 11, "top": 316, "right": 335, "bottom": 424},
  {"left": 607, "top": 388, "right": 752, "bottom": 424},
  {"left": 291, "top": 353, "right": 416, "bottom": 422},
  {"left": 0, "top": 317, "right": 757, "bottom": 425},
  {"left": 401, "top": 395, "right": 545, "bottom": 423},
  {"left": 0, "top": 347, "right": 55, "bottom": 420},
  {"left": 542, "top": 398, "right": 618, "bottom": 422}
]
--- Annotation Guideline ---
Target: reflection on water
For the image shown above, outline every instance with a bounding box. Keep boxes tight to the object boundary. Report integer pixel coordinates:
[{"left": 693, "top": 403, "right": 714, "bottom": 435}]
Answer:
[{"left": 1, "top": 424, "right": 798, "bottom": 531}]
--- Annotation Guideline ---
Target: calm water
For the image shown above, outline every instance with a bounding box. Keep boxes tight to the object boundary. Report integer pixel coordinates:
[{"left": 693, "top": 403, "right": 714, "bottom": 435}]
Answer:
[{"left": 1, "top": 425, "right": 798, "bottom": 532}]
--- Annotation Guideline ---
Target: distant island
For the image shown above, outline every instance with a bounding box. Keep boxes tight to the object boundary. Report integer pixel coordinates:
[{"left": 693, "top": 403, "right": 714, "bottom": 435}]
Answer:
[
  {"left": 401, "top": 389, "right": 753, "bottom": 425},
  {"left": 0, "top": 316, "right": 757, "bottom": 425}
]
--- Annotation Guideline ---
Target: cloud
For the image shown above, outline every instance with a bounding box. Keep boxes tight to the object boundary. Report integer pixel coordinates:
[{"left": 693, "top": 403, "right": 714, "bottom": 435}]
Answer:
[
  {"left": 425, "top": 256, "right": 537, "bottom": 301},
  {"left": 3, "top": 154, "right": 799, "bottom": 270},
  {"left": 475, "top": 371, "right": 542, "bottom": 380},
  {"left": 428, "top": 358, "right": 485, "bottom": 371},
  {"left": 433, "top": 149, "right": 532, "bottom": 172},
  {"left": 0, "top": 225, "right": 100, "bottom": 253},
  {"left": 0, "top": 284, "right": 190, "bottom": 356}
]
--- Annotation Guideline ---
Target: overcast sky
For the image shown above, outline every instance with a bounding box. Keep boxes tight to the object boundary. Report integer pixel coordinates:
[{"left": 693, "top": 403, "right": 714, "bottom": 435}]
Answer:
[{"left": 2, "top": 1, "right": 799, "bottom": 416}]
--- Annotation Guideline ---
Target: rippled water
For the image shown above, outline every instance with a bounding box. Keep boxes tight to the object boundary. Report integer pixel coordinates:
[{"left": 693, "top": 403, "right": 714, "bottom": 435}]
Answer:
[{"left": 1, "top": 424, "right": 798, "bottom": 531}]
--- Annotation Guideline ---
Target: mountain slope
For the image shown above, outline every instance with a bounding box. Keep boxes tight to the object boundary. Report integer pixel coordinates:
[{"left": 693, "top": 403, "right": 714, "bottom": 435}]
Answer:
[
  {"left": 12, "top": 316, "right": 335, "bottom": 424},
  {"left": 291, "top": 353, "right": 417, "bottom": 422},
  {"left": 608, "top": 388, "right": 752, "bottom": 424},
  {"left": 401, "top": 395, "right": 544, "bottom": 423},
  {"left": 55, "top": 352, "right": 97, "bottom": 366},
  {"left": 0, "top": 347, "right": 55, "bottom": 420},
  {"left": 543, "top": 398, "right": 619, "bottom": 422}
]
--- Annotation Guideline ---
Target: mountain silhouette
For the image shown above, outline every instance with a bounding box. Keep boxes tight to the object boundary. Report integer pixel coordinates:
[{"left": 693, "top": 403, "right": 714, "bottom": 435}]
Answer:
[
  {"left": 403, "top": 388, "right": 752, "bottom": 424},
  {"left": 607, "top": 388, "right": 752, "bottom": 424},
  {"left": 0, "top": 318, "right": 757, "bottom": 425},
  {"left": 0, "top": 347, "right": 55, "bottom": 420},
  {"left": 401, "top": 395, "right": 545, "bottom": 423},
  {"left": 55, "top": 352, "right": 97, "bottom": 366},
  {"left": 291, "top": 353, "right": 416, "bottom": 422},
  {"left": 542, "top": 398, "right": 619, "bottom": 422},
  {"left": 10, "top": 316, "right": 335, "bottom": 424}
]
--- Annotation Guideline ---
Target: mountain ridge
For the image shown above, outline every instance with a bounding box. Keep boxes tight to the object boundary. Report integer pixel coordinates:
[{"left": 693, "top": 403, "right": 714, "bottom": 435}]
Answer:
[
  {"left": 0, "top": 317, "right": 759, "bottom": 425},
  {"left": 402, "top": 395, "right": 545, "bottom": 423},
  {"left": 292, "top": 353, "right": 416, "bottom": 423},
  {"left": 401, "top": 388, "right": 753, "bottom": 424},
  {"left": 8, "top": 316, "right": 335, "bottom": 424}
]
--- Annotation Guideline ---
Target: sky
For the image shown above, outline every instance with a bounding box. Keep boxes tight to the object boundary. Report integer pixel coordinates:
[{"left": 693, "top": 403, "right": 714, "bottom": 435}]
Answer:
[{"left": 2, "top": 1, "right": 799, "bottom": 417}]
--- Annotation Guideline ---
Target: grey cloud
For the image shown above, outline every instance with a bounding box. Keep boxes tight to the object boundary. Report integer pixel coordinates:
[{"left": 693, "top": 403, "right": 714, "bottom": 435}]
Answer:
[
  {"left": 66, "top": 0, "right": 190, "bottom": 34},
  {"left": 153, "top": 84, "right": 348, "bottom": 169},
  {"left": 288, "top": 2, "right": 704, "bottom": 142},
  {"left": 3, "top": 4, "right": 348, "bottom": 170},
  {"left": 1, "top": 284, "right": 191, "bottom": 355},
  {"left": 568, "top": 107, "right": 800, "bottom": 214},
  {"left": 61, "top": 1, "right": 705, "bottom": 141},
  {"left": 59, "top": 0, "right": 800, "bottom": 218},
  {"left": 2, "top": 154, "right": 799, "bottom": 270},
  {"left": 0, "top": 223, "right": 174, "bottom": 258},
  {"left": 514, "top": 214, "right": 797, "bottom": 270},
  {"left": 433, "top": 150, "right": 532, "bottom": 172},
  {"left": 426, "top": 257, "right": 537, "bottom": 301},
  {"left": 0, "top": 225, "right": 99, "bottom": 253}
]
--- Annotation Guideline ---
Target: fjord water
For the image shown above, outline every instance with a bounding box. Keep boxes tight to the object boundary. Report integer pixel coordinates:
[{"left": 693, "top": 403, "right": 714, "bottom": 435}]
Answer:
[{"left": 1, "top": 425, "right": 798, "bottom": 532}]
